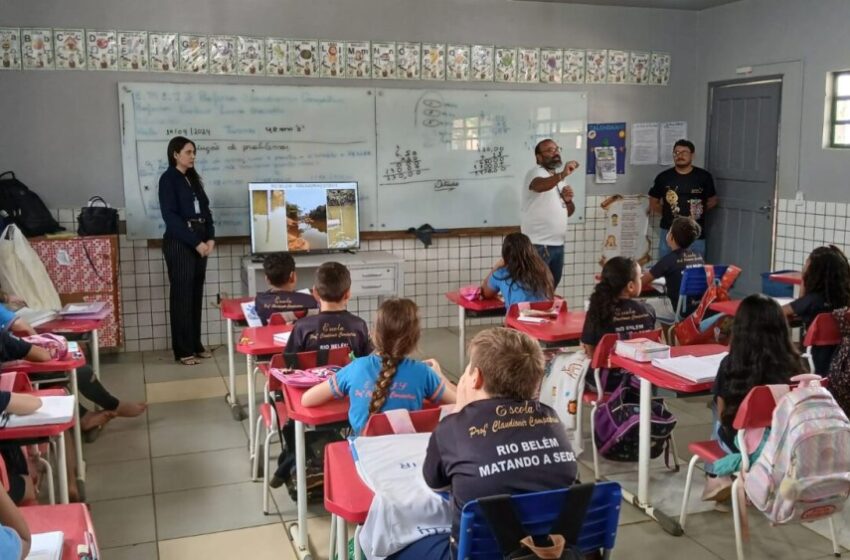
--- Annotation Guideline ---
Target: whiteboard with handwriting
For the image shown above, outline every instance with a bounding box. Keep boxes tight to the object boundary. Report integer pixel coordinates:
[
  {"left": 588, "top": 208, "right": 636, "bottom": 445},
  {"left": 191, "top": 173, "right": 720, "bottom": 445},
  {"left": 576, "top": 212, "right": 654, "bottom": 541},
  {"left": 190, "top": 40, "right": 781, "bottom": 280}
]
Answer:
[
  {"left": 119, "top": 82, "right": 586, "bottom": 238},
  {"left": 119, "top": 82, "right": 378, "bottom": 239},
  {"left": 375, "top": 89, "right": 587, "bottom": 230}
]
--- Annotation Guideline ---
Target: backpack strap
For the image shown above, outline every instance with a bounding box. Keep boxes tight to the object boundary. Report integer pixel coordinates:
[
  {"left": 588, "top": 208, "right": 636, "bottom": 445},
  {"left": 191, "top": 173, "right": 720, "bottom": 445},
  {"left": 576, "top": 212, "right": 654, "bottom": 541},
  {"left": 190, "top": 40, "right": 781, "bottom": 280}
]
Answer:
[
  {"left": 476, "top": 494, "right": 531, "bottom": 556},
  {"left": 283, "top": 352, "right": 300, "bottom": 369},
  {"left": 549, "top": 483, "right": 595, "bottom": 547},
  {"left": 316, "top": 347, "right": 330, "bottom": 367},
  {"left": 0, "top": 171, "right": 14, "bottom": 181}
]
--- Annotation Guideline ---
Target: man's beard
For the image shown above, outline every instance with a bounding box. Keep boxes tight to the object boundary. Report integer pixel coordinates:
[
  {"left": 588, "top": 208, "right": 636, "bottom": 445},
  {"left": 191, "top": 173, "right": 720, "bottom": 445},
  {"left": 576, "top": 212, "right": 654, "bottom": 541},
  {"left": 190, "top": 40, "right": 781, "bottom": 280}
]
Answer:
[{"left": 543, "top": 157, "right": 561, "bottom": 171}]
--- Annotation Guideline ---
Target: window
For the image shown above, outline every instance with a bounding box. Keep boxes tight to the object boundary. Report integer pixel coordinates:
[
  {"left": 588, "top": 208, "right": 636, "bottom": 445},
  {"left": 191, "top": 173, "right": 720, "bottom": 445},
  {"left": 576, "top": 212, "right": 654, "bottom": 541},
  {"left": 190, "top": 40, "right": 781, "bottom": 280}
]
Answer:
[{"left": 830, "top": 71, "right": 850, "bottom": 148}]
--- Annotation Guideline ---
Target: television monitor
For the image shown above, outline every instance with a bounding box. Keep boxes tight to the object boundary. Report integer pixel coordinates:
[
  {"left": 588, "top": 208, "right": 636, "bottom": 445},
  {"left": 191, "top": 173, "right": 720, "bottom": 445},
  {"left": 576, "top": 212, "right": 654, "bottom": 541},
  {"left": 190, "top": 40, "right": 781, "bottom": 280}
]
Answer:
[{"left": 249, "top": 182, "right": 360, "bottom": 255}]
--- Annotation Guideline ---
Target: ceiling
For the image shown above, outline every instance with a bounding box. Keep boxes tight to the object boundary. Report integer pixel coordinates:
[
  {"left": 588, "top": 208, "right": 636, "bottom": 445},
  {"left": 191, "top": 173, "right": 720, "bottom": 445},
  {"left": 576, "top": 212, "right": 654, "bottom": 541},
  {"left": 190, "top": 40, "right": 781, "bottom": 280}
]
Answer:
[{"left": 512, "top": 0, "right": 742, "bottom": 10}]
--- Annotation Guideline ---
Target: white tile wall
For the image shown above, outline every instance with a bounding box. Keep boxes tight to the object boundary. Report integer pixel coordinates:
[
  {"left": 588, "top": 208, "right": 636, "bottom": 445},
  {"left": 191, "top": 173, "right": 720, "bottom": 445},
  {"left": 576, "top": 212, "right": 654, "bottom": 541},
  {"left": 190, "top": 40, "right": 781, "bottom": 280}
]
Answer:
[
  {"left": 52, "top": 196, "right": 663, "bottom": 352},
  {"left": 774, "top": 198, "right": 848, "bottom": 271}
]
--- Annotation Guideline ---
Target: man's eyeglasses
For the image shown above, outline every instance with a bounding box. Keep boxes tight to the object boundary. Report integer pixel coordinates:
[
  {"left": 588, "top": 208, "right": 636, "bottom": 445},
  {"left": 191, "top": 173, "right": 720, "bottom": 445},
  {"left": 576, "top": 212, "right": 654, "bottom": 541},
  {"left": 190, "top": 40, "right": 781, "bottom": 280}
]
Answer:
[
  {"left": 541, "top": 146, "right": 561, "bottom": 153},
  {"left": 673, "top": 150, "right": 691, "bottom": 156}
]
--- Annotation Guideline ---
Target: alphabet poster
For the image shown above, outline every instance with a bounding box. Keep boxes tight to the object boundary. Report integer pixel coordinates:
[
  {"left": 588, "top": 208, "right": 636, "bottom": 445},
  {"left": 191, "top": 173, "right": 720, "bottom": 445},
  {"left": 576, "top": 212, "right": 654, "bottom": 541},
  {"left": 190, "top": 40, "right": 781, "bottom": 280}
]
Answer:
[{"left": 600, "top": 195, "right": 651, "bottom": 266}]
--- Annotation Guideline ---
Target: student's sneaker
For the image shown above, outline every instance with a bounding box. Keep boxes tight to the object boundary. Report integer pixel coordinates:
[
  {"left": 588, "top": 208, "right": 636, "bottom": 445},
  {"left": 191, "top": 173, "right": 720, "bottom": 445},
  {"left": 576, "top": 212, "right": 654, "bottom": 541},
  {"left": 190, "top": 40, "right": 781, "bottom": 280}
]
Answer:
[{"left": 701, "top": 475, "right": 733, "bottom": 502}]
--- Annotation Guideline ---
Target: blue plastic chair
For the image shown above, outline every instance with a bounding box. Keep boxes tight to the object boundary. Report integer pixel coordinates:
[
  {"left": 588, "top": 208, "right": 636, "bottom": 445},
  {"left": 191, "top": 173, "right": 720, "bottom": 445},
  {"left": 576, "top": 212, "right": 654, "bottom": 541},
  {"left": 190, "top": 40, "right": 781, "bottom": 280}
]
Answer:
[
  {"left": 455, "top": 482, "right": 622, "bottom": 560},
  {"left": 674, "top": 264, "right": 730, "bottom": 321}
]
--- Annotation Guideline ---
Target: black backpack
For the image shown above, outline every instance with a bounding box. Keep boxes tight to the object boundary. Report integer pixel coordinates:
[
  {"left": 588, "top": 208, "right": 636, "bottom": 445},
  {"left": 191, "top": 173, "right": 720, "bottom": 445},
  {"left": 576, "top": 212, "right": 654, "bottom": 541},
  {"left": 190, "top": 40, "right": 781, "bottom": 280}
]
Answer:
[
  {"left": 477, "top": 484, "right": 595, "bottom": 560},
  {"left": 0, "top": 171, "right": 64, "bottom": 237}
]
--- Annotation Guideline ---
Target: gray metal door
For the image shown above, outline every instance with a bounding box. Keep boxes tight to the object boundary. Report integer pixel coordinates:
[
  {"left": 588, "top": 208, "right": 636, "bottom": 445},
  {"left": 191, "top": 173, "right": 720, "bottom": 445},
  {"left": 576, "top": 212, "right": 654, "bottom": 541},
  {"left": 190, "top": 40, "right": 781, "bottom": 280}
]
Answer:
[{"left": 705, "top": 79, "right": 782, "bottom": 296}]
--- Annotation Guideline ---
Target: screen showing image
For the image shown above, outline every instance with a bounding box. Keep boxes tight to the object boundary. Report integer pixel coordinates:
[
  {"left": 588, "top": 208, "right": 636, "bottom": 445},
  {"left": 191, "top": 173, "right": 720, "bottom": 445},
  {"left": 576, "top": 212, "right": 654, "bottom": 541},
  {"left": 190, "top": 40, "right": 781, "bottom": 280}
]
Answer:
[{"left": 249, "top": 182, "right": 360, "bottom": 254}]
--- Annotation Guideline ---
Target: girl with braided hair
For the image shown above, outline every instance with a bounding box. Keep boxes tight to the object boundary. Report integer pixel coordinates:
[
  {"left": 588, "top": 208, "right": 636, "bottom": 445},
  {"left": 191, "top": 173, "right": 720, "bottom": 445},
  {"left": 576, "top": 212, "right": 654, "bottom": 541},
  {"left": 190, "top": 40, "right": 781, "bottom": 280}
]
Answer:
[
  {"left": 481, "top": 232, "right": 554, "bottom": 310},
  {"left": 302, "top": 298, "right": 456, "bottom": 434}
]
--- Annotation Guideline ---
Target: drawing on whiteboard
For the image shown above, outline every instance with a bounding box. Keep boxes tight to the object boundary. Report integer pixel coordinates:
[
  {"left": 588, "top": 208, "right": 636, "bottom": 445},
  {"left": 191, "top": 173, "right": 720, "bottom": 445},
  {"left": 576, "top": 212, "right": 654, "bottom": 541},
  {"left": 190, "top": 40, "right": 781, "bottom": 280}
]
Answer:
[
  {"left": 472, "top": 146, "right": 508, "bottom": 176},
  {"left": 382, "top": 146, "right": 426, "bottom": 182}
]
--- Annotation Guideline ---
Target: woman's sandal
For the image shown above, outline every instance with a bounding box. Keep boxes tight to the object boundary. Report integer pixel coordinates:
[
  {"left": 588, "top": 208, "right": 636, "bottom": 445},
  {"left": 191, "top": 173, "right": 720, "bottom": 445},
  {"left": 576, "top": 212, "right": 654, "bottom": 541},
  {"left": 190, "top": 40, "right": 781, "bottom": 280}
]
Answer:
[
  {"left": 195, "top": 351, "right": 213, "bottom": 359},
  {"left": 179, "top": 356, "right": 201, "bottom": 366}
]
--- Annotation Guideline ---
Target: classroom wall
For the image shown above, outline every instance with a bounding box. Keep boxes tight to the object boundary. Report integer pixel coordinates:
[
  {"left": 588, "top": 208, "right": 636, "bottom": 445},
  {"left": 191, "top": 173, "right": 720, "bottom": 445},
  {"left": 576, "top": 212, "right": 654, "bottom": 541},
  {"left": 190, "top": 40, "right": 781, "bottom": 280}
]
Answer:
[
  {"left": 1, "top": 0, "right": 699, "bottom": 207},
  {"left": 692, "top": 0, "right": 850, "bottom": 203}
]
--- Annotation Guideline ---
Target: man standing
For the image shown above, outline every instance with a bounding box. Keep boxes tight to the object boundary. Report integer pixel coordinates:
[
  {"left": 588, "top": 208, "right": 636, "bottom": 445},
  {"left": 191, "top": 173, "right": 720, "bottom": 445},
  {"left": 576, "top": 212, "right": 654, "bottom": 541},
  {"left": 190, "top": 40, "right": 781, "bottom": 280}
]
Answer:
[
  {"left": 649, "top": 139, "right": 718, "bottom": 258},
  {"left": 521, "top": 138, "right": 580, "bottom": 288}
]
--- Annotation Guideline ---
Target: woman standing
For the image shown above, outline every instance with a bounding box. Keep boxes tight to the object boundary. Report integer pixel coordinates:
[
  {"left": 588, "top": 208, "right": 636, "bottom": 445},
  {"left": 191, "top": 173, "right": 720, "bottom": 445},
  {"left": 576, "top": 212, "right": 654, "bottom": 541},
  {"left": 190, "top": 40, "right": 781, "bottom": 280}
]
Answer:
[{"left": 159, "top": 136, "right": 215, "bottom": 365}]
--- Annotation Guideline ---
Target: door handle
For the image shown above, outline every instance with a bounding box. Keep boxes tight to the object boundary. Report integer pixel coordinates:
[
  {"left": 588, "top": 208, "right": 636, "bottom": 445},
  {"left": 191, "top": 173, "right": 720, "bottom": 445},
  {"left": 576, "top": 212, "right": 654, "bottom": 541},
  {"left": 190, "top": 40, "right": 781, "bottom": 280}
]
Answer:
[{"left": 758, "top": 205, "right": 773, "bottom": 213}]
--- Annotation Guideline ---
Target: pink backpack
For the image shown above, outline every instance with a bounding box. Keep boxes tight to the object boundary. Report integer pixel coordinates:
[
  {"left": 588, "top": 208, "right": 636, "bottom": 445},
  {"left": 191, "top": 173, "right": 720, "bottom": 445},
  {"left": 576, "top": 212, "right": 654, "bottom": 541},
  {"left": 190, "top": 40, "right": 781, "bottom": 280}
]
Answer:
[
  {"left": 744, "top": 375, "right": 850, "bottom": 524},
  {"left": 22, "top": 333, "right": 69, "bottom": 360},
  {"left": 268, "top": 365, "right": 341, "bottom": 388}
]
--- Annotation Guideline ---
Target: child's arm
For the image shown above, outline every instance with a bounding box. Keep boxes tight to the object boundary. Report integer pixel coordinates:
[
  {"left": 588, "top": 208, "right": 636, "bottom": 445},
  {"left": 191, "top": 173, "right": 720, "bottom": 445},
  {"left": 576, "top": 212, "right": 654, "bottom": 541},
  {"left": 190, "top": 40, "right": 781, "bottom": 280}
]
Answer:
[
  {"left": 6, "top": 393, "right": 42, "bottom": 415},
  {"left": 24, "top": 344, "right": 51, "bottom": 362},
  {"left": 582, "top": 343, "right": 595, "bottom": 358},
  {"left": 640, "top": 269, "right": 656, "bottom": 286},
  {"left": 0, "top": 487, "right": 31, "bottom": 559},
  {"left": 423, "top": 359, "right": 457, "bottom": 404},
  {"left": 302, "top": 382, "right": 334, "bottom": 407},
  {"left": 480, "top": 259, "right": 505, "bottom": 299}
]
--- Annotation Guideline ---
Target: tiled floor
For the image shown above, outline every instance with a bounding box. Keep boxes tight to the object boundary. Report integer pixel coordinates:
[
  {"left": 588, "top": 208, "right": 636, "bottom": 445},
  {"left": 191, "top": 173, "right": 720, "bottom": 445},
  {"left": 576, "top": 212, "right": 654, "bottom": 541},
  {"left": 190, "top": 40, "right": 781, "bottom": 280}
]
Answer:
[{"left": 79, "top": 327, "right": 846, "bottom": 559}]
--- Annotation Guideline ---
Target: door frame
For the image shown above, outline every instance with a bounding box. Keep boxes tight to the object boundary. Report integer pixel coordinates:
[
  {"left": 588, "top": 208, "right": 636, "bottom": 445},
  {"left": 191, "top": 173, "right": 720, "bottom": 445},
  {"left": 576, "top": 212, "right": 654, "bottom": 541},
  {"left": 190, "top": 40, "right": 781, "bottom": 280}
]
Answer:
[{"left": 704, "top": 75, "right": 784, "bottom": 270}]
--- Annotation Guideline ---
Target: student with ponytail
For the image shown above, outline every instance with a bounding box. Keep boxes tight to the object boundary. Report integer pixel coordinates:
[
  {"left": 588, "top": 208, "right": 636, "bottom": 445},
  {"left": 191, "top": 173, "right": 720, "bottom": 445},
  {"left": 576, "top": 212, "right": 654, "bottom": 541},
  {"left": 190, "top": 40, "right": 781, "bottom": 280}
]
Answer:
[
  {"left": 302, "top": 298, "right": 456, "bottom": 434},
  {"left": 481, "top": 232, "right": 554, "bottom": 310}
]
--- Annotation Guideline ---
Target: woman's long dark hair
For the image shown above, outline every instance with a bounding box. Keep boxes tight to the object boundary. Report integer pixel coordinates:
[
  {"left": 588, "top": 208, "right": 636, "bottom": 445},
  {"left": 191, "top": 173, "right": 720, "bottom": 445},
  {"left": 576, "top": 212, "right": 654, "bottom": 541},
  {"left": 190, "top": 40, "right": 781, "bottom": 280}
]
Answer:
[
  {"left": 167, "top": 136, "right": 204, "bottom": 190},
  {"left": 803, "top": 245, "right": 850, "bottom": 309},
  {"left": 721, "top": 294, "right": 801, "bottom": 427},
  {"left": 501, "top": 232, "right": 554, "bottom": 300},
  {"left": 586, "top": 257, "right": 636, "bottom": 336}
]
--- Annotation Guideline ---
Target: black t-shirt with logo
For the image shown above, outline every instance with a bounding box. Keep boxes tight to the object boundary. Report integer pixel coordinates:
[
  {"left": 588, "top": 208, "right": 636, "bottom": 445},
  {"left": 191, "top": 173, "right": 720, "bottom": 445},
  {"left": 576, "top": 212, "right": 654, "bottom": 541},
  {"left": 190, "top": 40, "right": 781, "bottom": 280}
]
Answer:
[
  {"left": 649, "top": 167, "right": 716, "bottom": 237},
  {"left": 649, "top": 248, "right": 705, "bottom": 310},
  {"left": 422, "top": 398, "right": 578, "bottom": 552},
  {"left": 283, "top": 310, "right": 373, "bottom": 357},
  {"left": 254, "top": 289, "right": 318, "bottom": 325},
  {"left": 580, "top": 298, "right": 657, "bottom": 347}
]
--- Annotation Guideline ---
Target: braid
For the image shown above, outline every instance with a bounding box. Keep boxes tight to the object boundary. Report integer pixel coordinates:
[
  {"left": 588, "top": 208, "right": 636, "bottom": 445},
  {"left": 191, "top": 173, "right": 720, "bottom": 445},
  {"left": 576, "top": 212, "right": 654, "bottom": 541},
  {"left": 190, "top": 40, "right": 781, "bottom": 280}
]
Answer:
[{"left": 369, "top": 355, "right": 400, "bottom": 414}]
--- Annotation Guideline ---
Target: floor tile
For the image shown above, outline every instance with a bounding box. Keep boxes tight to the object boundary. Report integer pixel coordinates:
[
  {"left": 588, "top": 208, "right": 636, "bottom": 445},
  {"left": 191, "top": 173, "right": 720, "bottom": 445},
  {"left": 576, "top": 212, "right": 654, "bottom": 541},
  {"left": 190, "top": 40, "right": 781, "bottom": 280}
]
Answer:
[
  {"left": 152, "top": 447, "right": 252, "bottom": 493},
  {"left": 605, "top": 467, "right": 716, "bottom": 519},
  {"left": 147, "top": 397, "right": 236, "bottom": 425},
  {"left": 149, "top": 416, "right": 247, "bottom": 457},
  {"left": 100, "top": 542, "right": 158, "bottom": 560},
  {"left": 84, "top": 427, "right": 150, "bottom": 465},
  {"left": 87, "top": 458, "right": 152, "bottom": 502},
  {"left": 613, "top": 522, "right": 722, "bottom": 560},
  {"left": 100, "top": 366, "right": 148, "bottom": 404},
  {"left": 101, "top": 352, "right": 145, "bottom": 365},
  {"left": 154, "top": 481, "right": 282, "bottom": 540},
  {"left": 89, "top": 495, "right": 156, "bottom": 549},
  {"left": 159, "top": 524, "right": 294, "bottom": 560},
  {"left": 806, "top": 507, "right": 850, "bottom": 550},
  {"left": 296, "top": 514, "right": 357, "bottom": 560},
  {"left": 146, "top": 376, "right": 228, "bottom": 404},
  {"left": 144, "top": 360, "right": 222, "bottom": 383}
]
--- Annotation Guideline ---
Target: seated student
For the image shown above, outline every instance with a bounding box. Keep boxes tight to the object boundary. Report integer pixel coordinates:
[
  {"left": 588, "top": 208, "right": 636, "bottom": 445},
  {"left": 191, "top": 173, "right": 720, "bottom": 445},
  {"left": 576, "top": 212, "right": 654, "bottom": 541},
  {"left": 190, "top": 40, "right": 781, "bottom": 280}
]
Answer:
[
  {"left": 705, "top": 294, "right": 800, "bottom": 501},
  {"left": 302, "top": 298, "right": 456, "bottom": 435},
  {"left": 0, "top": 380, "right": 43, "bottom": 506},
  {"left": 481, "top": 232, "right": 554, "bottom": 310},
  {"left": 0, "top": 303, "right": 36, "bottom": 336},
  {"left": 641, "top": 216, "right": 704, "bottom": 320},
  {"left": 581, "top": 257, "right": 656, "bottom": 389},
  {"left": 254, "top": 253, "right": 317, "bottom": 325},
  {"left": 389, "top": 328, "right": 578, "bottom": 560},
  {"left": 783, "top": 245, "right": 850, "bottom": 373},
  {"left": 271, "top": 261, "right": 373, "bottom": 489},
  {"left": 0, "top": 486, "right": 31, "bottom": 560}
]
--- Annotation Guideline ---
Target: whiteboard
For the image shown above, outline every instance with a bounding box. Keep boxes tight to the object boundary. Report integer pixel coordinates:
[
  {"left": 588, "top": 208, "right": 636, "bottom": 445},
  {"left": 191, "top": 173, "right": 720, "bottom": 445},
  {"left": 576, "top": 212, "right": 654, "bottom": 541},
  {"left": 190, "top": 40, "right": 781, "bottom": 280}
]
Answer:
[
  {"left": 375, "top": 89, "right": 587, "bottom": 230},
  {"left": 119, "top": 83, "right": 378, "bottom": 239}
]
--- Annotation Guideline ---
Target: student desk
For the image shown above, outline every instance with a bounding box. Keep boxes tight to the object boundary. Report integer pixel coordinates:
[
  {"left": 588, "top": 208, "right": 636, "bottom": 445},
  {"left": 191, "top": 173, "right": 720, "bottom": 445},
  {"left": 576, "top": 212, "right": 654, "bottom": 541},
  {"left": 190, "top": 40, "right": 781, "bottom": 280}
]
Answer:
[
  {"left": 220, "top": 296, "right": 253, "bottom": 421},
  {"left": 769, "top": 271, "right": 802, "bottom": 297},
  {"left": 36, "top": 315, "right": 105, "bottom": 381},
  {"left": 281, "top": 383, "right": 350, "bottom": 559},
  {"left": 505, "top": 309, "right": 586, "bottom": 347},
  {"left": 444, "top": 291, "right": 505, "bottom": 369},
  {"left": 2, "top": 355, "right": 88, "bottom": 498},
  {"left": 325, "top": 440, "right": 372, "bottom": 560},
  {"left": 0, "top": 388, "right": 74, "bottom": 503},
  {"left": 21, "top": 503, "right": 99, "bottom": 559},
  {"left": 610, "top": 344, "right": 726, "bottom": 536},
  {"left": 236, "top": 324, "right": 293, "bottom": 461}
]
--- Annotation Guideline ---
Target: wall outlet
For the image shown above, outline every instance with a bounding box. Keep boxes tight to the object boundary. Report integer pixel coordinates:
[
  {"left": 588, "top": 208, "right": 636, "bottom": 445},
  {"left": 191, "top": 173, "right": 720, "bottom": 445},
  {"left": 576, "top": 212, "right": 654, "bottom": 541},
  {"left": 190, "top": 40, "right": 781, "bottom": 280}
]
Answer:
[{"left": 795, "top": 191, "right": 805, "bottom": 206}]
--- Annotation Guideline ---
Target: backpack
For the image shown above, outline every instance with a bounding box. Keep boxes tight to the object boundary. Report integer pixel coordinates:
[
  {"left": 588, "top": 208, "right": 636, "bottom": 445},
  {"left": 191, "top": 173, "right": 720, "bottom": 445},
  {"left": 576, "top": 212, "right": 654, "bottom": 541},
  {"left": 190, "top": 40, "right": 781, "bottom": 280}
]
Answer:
[
  {"left": 21, "top": 333, "right": 69, "bottom": 360},
  {"left": 593, "top": 378, "right": 677, "bottom": 463},
  {"left": 268, "top": 364, "right": 341, "bottom": 388},
  {"left": 744, "top": 375, "right": 850, "bottom": 524},
  {"left": 0, "top": 171, "right": 63, "bottom": 237},
  {"left": 476, "top": 484, "right": 595, "bottom": 560},
  {"left": 827, "top": 307, "right": 850, "bottom": 416},
  {"left": 672, "top": 265, "right": 741, "bottom": 345}
]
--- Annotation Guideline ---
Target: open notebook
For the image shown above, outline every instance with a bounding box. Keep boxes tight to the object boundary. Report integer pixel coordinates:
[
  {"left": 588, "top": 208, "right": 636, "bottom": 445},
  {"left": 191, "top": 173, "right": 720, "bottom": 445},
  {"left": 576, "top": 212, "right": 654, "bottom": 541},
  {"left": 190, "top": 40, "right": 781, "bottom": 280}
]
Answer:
[
  {"left": 13, "top": 307, "right": 58, "bottom": 328},
  {"left": 5, "top": 395, "right": 75, "bottom": 428},
  {"left": 651, "top": 352, "right": 728, "bottom": 384},
  {"left": 26, "top": 531, "right": 63, "bottom": 560}
]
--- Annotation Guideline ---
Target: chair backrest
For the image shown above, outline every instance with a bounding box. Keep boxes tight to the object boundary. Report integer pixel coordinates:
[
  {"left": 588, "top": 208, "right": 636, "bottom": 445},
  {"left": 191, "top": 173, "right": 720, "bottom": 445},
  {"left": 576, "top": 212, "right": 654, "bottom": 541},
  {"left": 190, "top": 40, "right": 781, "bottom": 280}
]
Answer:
[
  {"left": 678, "top": 264, "right": 730, "bottom": 297},
  {"left": 361, "top": 407, "right": 442, "bottom": 436},
  {"left": 0, "top": 371, "right": 33, "bottom": 393},
  {"left": 283, "top": 346, "right": 352, "bottom": 369},
  {"left": 456, "top": 481, "right": 622, "bottom": 559},
  {"left": 268, "top": 313, "right": 289, "bottom": 326},
  {"left": 590, "top": 329, "right": 663, "bottom": 369},
  {"left": 803, "top": 312, "right": 841, "bottom": 347},
  {"left": 732, "top": 385, "right": 781, "bottom": 431}
]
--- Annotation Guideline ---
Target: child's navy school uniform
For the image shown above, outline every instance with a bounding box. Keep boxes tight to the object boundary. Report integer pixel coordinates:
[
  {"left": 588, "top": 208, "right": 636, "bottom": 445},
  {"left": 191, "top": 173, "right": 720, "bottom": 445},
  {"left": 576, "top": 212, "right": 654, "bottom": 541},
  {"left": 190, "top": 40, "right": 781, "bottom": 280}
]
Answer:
[
  {"left": 580, "top": 299, "right": 657, "bottom": 347},
  {"left": 254, "top": 289, "right": 318, "bottom": 325},
  {"left": 486, "top": 268, "right": 548, "bottom": 310},
  {"left": 790, "top": 292, "right": 835, "bottom": 373},
  {"left": 649, "top": 248, "right": 704, "bottom": 311},
  {"left": 283, "top": 310, "right": 373, "bottom": 357}
]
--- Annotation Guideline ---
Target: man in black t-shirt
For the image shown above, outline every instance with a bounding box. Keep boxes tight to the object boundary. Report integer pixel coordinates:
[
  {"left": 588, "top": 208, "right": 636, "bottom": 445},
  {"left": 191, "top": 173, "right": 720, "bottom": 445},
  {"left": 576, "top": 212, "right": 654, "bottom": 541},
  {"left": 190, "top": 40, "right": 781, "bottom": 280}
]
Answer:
[
  {"left": 388, "top": 328, "right": 578, "bottom": 560},
  {"left": 649, "top": 139, "right": 717, "bottom": 258}
]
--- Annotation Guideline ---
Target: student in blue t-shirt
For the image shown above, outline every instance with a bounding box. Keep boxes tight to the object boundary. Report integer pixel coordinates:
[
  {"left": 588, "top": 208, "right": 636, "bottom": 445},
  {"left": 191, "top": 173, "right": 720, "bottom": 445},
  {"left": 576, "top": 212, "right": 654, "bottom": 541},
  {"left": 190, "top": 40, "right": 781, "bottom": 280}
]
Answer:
[
  {"left": 481, "top": 232, "right": 554, "bottom": 311},
  {"left": 302, "top": 298, "right": 456, "bottom": 435},
  {"left": 0, "top": 486, "right": 31, "bottom": 560}
]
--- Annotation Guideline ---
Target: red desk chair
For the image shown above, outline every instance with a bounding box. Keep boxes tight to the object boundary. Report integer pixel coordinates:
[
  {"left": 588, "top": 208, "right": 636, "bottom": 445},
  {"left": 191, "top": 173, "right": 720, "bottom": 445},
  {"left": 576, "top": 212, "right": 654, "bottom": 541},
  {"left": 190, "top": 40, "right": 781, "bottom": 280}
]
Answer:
[
  {"left": 253, "top": 347, "right": 351, "bottom": 514},
  {"left": 801, "top": 312, "right": 841, "bottom": 373},
  {"left": 678, "top": 379, "right": 842, "bottom": 560},
  {"left": 577, "top": 329, "right": 664, "bottom": 480}
]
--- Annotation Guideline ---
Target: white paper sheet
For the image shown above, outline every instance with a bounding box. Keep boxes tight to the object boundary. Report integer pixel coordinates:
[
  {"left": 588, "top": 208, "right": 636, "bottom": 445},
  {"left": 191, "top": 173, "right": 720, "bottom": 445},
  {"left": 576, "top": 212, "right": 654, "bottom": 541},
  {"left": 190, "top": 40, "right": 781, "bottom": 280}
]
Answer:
[
  {"left": 26, "top": 531, "right": 64, "bottom": 560},
  {"left": 651, "top": 352, "right": 727, "bottom": 383},
  {"left": 660, "top": 121, "right": 688, "bottom": 165},
  {"left": 630, "top": 122, "right": 659, "bottom": 165}
]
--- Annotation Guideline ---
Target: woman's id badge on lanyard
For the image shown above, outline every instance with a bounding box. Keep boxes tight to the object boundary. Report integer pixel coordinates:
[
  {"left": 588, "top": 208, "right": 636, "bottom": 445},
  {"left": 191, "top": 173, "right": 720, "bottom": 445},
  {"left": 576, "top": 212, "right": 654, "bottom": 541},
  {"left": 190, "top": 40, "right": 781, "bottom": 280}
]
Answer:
[{"left": 193, "top": 197, "right": 201, "bottom": 214}]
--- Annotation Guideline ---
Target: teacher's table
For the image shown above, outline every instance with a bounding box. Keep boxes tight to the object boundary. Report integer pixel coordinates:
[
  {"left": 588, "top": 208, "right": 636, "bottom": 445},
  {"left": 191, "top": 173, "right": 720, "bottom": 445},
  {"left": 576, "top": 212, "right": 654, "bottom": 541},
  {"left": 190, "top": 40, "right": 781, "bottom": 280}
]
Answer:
[
  {"left": 325, "top": 440, "right": 372, "bottom": 560},
  {"left": 22, "top": 503, "right": 99, "bottom": 560},
  {"left": 236, "top": 324, "right": 293, "bottom": 462},
  {"left": 0, "top": 388, "right": 75, "bottom": 503},
  {"left": 2, "top": 354, "right": 88, "bottom": 498},
  {"left": 769, "top": 271, "right": 802, "bottom": 297},
  {"left": 221, "top": 296, "right": 253, "bottom": 421},
  {"left": 281, "top": 383, "right": 350, "bottom": 560},
  {"left": 505, "top": 309, "right": 586, "bottom": 347},
  {"left": 610, "top": 343, "right": 726, "bottom": 536},
  {"left": 37, "top": 314, "right": 105, "bottom": 381},
  {"left": 444, "top": 292, "right": 505, "bottom": 370}
]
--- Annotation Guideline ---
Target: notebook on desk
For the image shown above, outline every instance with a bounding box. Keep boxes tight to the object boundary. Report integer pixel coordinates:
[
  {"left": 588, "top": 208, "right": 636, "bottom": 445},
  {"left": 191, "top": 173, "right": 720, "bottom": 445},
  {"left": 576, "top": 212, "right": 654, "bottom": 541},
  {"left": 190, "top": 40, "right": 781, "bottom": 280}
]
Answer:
[
  {"left": 26, "top": 531, "right": 63, "bottom": 560},
  {"left": 60, "top": 301, "right": 106, "bottom": 316},
  {"left": 651, "top": 352, "right": 728, "bottom": 384},
  {"left": 5, "top": 395, "right": 75, "bottom": 428},
  {"left": 13, "top": 307, "right": 59, "bottom": 328}
]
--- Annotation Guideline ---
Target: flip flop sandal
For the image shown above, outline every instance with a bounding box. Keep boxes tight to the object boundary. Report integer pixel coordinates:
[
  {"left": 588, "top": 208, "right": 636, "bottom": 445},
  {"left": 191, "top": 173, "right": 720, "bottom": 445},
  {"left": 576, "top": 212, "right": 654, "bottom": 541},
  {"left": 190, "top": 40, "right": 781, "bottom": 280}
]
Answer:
[
  {"left": 195, "top": 351, "right": 213, "bottom": 359},
  {"left": 179, "top": 356, "right": 201, "bottom": 366}
]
